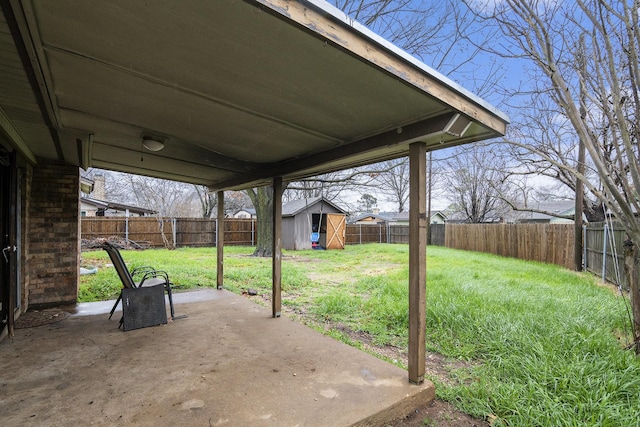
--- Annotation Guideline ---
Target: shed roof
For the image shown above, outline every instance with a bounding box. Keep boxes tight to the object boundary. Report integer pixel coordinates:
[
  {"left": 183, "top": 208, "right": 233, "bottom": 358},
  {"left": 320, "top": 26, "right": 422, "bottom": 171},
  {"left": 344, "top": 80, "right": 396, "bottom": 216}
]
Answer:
[
  {"left": 282, "top": 196, "right": 346, "bottom": 217},
  {"left": 0, "top": 0, "right": 508, "bottom": 190}
]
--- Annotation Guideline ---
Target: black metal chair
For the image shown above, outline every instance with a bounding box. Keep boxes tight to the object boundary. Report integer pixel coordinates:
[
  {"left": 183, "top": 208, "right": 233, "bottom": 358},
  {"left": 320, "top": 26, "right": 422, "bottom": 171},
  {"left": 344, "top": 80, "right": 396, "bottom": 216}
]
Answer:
[{"left": 102, "top": 242, "right": 183, "bottom": 322}]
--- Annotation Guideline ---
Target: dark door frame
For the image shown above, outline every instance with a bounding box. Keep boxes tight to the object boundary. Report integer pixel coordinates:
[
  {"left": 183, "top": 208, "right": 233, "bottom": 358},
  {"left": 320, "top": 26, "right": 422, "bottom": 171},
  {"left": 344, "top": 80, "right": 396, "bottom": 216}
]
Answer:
[{"left": 1, "top": 149, "right": 17, "bottom": 337}]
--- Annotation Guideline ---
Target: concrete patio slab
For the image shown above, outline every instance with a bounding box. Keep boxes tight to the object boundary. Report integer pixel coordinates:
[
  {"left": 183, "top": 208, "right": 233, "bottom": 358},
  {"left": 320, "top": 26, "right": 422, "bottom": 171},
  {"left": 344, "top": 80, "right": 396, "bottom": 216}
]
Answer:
[{"left": 1, "top": 289, "right": 434, "bottom": 426}]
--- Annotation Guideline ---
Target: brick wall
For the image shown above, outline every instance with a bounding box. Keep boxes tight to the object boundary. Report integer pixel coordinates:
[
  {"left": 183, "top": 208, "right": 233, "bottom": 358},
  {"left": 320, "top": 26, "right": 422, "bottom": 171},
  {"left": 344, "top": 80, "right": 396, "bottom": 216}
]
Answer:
[{"left": 27, "top": 159, "right": 79, "bottom": 306}]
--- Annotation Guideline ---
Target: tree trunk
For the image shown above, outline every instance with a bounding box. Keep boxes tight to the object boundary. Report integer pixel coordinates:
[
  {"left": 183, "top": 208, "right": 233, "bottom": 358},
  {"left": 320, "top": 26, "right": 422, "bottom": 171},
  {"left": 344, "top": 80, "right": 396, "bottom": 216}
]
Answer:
[
  {"left": 246, "top": 186, "right": 273, "bottom": 257},
  {"left": 623, "top": 238, "right": 640, "bottom": 354}
]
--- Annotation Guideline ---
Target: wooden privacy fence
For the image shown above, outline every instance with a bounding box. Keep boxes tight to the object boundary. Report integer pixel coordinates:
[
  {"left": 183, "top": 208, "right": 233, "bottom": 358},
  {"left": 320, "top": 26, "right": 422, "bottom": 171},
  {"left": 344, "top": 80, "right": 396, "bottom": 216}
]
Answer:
[
  {"left": 443, "top": 223, "right": 576, "bottom": 270},
  {"left": 86, "top": 218, "right": 620, "bottom": 284},
  {"left": 344, "top": 224, "right": 427, "bottom": 244},
  {"left": 345, "top": 224, "right": 389, "bottom": 244},
  {"left": 82, "top": 217, "right": 256, "bottom": 247},
  {"left": 82, "top": 219, "right": 422, "bottom": 247}
]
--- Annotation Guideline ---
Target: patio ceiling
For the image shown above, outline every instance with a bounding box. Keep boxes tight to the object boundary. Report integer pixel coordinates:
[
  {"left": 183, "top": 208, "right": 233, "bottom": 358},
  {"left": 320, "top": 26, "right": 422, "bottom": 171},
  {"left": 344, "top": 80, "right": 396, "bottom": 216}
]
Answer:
[{"left": 0, "top": 0, "right": 508, "bottom": 190}]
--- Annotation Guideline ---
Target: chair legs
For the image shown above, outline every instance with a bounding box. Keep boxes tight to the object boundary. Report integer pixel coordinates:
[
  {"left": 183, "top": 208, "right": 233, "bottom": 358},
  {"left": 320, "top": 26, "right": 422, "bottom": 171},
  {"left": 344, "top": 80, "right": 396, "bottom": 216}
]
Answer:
[
  {"left": 109, "top": 294, "right": 122, "bottom": 319},
  {"left": 166, "top": 283, "right": 187, "bottom": 320}
]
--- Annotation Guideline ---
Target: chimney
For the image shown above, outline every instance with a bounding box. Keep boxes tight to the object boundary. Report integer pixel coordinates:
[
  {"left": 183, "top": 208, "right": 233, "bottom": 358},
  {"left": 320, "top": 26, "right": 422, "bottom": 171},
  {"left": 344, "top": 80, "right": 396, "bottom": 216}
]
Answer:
[
  {"left": 372, "top": 207, "right": 380, "bottom": 215},
  {"left": 93, "top": 175, "right": 106, "bottom": 200}
]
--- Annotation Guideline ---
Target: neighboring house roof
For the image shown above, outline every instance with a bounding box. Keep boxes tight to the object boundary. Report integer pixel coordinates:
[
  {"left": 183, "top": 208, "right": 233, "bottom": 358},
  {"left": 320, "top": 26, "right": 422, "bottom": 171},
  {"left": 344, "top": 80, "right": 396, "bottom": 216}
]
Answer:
[
  {"left": 282, "top": 197, "right": 347, "bottom": 217},
  {"left": 234, "top": 208, "right": 256, "bottom": 216},
  {"left": 445, "top": 210, "right": 505, "bottom": 223},
  {"left": 517, "top": 200, "right": 575, "bottom": 222},
  {"left": 81, "top": 197, "right": 108, "bottom": 210},
  {"left": 392, "top": 211, "right": 447, "bottom": 222},
  {"left": 352, "top": 210, "right": 447, "bottom": 224},
  {"left": 81, "top": 197, "right": 156, "bottom": 216},
  {"left": 350, "top": 212, "right": 397, "bottom": 223}
]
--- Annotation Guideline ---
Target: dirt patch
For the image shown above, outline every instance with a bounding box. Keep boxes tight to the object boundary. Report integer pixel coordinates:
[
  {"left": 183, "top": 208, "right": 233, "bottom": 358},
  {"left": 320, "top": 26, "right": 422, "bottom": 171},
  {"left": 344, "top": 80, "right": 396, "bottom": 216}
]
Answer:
[
  {"left": 15, "top": 309, "right": 70, "bottom": 329},
  {"left": 394, "top": 399, "right": 489, "bottom": 427}
]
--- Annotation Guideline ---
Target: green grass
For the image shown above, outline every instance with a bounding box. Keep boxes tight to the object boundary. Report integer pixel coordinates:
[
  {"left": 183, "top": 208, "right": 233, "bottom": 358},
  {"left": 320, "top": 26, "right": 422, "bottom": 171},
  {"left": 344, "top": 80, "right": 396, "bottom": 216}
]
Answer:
[{"left": 80, "top": 244, "right": 640, "bottom": 425}]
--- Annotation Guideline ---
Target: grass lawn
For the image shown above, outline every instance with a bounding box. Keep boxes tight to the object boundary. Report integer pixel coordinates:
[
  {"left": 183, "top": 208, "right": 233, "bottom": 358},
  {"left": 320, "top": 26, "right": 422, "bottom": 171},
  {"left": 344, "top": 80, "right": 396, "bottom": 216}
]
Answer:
[{"left": 81, "top": 244, "right": 640, "bottom": 426}]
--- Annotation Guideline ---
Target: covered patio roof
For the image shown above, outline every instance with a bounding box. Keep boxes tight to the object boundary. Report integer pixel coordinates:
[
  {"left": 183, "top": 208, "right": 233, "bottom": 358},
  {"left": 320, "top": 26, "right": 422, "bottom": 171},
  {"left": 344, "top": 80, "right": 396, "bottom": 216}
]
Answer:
[
  {"left": 0, "top": 0, "right": 508, "bottom": 189},
  {"left": 0, "top": 0, "right": 508, "bottom": 388}
]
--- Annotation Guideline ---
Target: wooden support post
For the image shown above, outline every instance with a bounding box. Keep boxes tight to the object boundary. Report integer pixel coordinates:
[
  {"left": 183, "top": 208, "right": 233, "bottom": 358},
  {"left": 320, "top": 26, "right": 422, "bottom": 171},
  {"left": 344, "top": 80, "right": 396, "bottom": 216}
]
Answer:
[
  {"left": 272, "top": 178, "right": 283, "bottom": 317},
  {"left": 217, "top": 191, "right": 224, "bottom": 290},
  {"left": 408, "top": 142, "right": 427, "bottom": 384}
]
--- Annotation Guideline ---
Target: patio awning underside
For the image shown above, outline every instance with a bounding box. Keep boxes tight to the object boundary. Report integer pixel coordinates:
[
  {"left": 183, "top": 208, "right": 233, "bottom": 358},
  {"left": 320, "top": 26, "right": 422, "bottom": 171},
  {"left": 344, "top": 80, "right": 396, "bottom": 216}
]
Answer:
[{"left": 0, "top": 0, "right": 508, "bottom": 190}]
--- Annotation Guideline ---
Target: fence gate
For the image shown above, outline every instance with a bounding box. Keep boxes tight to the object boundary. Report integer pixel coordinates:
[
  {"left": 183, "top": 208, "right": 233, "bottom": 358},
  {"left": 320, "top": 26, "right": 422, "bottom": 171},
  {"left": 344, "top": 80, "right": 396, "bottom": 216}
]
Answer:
[{"left": 325, "top": 213, "right": 346, "bottom": 249}]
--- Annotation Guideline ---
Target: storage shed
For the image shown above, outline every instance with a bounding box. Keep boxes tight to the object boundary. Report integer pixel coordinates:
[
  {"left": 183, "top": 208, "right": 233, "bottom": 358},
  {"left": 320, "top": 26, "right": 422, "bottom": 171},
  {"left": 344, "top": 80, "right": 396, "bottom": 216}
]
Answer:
[{"left": 282, "top": 197, "right": 347, "bottom": 250}]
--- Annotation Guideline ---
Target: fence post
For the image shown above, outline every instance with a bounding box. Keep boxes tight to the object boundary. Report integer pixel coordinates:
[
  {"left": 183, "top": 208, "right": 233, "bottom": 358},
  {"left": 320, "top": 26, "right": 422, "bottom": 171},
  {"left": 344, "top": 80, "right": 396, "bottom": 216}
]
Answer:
[
  {"left": 379, "top": 224, "right": 382, "bottom": 243},
  {"left": 602, "top": 223, "right": 608, "bottom": 282},
  {"left": 251, "top": 219, "right": 255, "bottom": 246},
  {"left": 582, "top": 224, "right": 587, "bottom": 270},
  {"left": 359, "top": 223, "right": 362, "bottom": 245},
  {"left": 172, "top": 218, "right": 177, "bottom": 247},
  {"left": 125, "top": 210, "right": 129, "bottom": 244}
]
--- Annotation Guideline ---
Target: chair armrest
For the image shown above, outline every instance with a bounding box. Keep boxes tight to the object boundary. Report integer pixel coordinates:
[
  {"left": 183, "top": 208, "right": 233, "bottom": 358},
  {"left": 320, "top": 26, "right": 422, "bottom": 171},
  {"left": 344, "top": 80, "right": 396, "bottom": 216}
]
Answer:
[
  {"left": 137, "top": 269, "right": 170, "bottom": 286},
  {"left": 131, "top": 266, "right": 155, "bottom": 277}
]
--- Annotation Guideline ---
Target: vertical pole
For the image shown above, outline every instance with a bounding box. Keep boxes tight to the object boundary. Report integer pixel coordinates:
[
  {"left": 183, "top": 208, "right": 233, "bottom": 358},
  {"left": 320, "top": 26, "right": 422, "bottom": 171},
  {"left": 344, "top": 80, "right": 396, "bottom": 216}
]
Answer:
[
  {"left": 574, "top": 139, "right": 585, "bottom": 271},
  {"left": 408, "top": 142, "right": 427, "bottom": 384},
  {"left": 583, "top": 225, "right": 588, "bottom": 270},
  {"left": 172, "top": 218, "right": 177, "bottom": 247},
  {"left": 602, "top": 223, "right": 608, "bottom": 282},
  {"left": 217, "top": 191, "right": 224, "bottom": 290},
  {"left": 272, "top": 178, "right": 283, "bottom": 317},
  {"left": 427, "top": 151, "right": 433, "bottom": 245},
  {"left": 125, "top": 209, "right": 130, "bottom": 244}
]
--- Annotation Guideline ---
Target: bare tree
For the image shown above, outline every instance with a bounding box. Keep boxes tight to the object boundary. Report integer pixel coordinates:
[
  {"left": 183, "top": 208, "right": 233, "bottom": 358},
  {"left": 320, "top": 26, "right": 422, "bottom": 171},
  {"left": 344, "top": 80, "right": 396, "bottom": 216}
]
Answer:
[
  {"left": 443, "top": 144, "right": 512, "bottom": 223},
  {"left": 466, "top": 0, "right": 640, "bottom": 351},
  {"left": 372, "top": 158, "right": 410, "bottom": 212},
  {"left": 194, "top": 185, "right": 216, "bottom": 218},
  {"left": 125, "top": 175, "right": 197, "bottom": 217}
]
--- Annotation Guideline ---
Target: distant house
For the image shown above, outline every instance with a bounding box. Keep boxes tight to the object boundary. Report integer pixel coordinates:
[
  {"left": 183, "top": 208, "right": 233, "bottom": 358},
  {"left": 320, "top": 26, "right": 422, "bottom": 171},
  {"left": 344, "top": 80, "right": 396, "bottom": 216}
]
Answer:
[
  {"left": 80, "top": 197, "right": 156, "bottom": 217},
  {"left": 351, "top": 210, "right": 447, "bottom": 225},
  {"left": 80, "top": 174, "right": 155, "bottom": 217},
  {"left": 350, "top": 209, "right": 397, "bottom": 225},
  {"left": 517, "top": 200, "right": 578, "bottom": 224},
  {"left": 233, "top": 208, "right": 256, "bottom": 219},
  {"left": 392, "top": 210, "right": 447, "bottom": 225},
  {"left": 282, "top": 196, "right": 347, "bottom": 250}
]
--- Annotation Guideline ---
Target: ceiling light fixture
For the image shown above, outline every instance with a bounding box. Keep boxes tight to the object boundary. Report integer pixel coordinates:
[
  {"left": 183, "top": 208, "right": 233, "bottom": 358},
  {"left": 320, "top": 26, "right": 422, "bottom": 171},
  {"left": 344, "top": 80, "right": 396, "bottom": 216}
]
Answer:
[{"left": 142, "top": 136, "right": 165, "bottom": 152}]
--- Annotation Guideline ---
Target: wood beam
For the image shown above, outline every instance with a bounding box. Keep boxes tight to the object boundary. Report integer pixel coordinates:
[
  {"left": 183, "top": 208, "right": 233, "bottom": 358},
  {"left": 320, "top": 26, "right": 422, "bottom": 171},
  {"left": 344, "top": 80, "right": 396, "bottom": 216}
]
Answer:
[
  {"left": 216, "top": 191, "right": 224, "bottom": 290},
  {"left": 408, "top": 142, "right": 427, "bottom": 384},
  {"left": 272, "top": 177, "right": 283, "bottom": 317}
]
